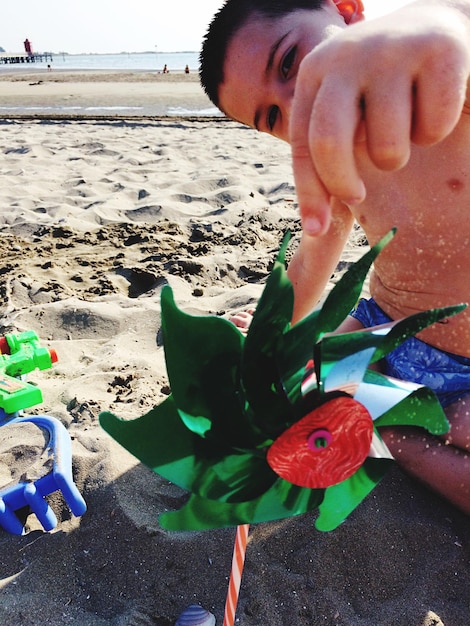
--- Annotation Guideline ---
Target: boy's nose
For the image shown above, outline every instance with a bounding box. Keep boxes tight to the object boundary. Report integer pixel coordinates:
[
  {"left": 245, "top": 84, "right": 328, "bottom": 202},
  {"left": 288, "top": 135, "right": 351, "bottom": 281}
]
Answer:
[{"left": 279, "top": 86, "right": 294, "bottom": 141}]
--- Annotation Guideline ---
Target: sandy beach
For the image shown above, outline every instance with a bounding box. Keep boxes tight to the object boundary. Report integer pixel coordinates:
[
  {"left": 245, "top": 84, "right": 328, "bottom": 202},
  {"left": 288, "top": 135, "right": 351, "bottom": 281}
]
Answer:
[{"left": 0, "top": 72, "right": 468, "bottom": 626}]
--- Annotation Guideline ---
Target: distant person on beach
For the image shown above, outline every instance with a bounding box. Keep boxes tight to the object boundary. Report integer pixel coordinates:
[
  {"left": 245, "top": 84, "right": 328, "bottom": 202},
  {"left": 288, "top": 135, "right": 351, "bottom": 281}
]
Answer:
[
  {"left": 163, "top": 64, "right": 169, "bottom": 74},
  {"left": 185, "top": 64, "right": 190, "bottom": 74},
  {"left": 200, "top": 0, "right": 470, "bottom": 515}
]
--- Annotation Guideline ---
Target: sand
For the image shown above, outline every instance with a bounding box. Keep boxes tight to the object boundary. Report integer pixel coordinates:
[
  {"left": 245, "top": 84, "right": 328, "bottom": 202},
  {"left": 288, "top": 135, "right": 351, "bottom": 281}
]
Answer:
[
  {"left": 0, "top": 72, "right": 468, "bottom": 626},
  {"left": 0, "top": 70, "right": 218, "bottom": 118}
]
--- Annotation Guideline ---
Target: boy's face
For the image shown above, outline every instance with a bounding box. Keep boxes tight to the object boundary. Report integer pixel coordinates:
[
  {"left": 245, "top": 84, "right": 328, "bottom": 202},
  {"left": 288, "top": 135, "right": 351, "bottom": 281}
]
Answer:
[{"left": 218, "top": 3, "right": 347, "bottom": 141}]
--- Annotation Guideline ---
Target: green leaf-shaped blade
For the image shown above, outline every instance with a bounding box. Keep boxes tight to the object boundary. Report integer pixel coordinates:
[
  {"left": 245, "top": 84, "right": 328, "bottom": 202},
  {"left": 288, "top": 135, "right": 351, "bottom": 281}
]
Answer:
[
  {"left": 161, "top": 286, "right": 260, "bottom": 448},
  {"left": 193, "top": 449, "right": 278, "bottom": 503},
  {"left": 318, "top": 304, "right": 467, "bottom": 387},
  {"left": 99, "top": 398, "right": 199, "bottom": 493},
  {"left": 370, "top": 304, "right": 467, "bottom": 363},
  {"left": 160, "top": 478, "right": 324, "bottom": 531},
  {"left": 315, "top": 458, "right": 393, "bottom": 531},
  {"left": 241, "top": 231, "right": 297, "bottom": 436},
  {"left": 99, "top": 403, "right": 277, "bottom": 502},
  {"left": 372, "top": 376, "right": 450, "bottom": 435},
  {"left": 315, "top": 229, "right": 396, "bottom": 339},
  {"left": 275, "top": 309, "right": 320, "bottom": 400}
]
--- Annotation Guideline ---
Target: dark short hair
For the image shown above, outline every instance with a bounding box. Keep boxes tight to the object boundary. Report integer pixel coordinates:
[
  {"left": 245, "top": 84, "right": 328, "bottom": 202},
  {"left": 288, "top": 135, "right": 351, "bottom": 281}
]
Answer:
[{"left": 199, "top": 0, "right": 324, "bottom": 111}]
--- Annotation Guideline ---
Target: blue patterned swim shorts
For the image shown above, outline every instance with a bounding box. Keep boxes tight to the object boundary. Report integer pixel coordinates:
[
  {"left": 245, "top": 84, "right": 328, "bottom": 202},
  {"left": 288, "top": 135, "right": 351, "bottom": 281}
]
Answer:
[{"left": 351, "top": 298, "right": 470, "bottom": 407}]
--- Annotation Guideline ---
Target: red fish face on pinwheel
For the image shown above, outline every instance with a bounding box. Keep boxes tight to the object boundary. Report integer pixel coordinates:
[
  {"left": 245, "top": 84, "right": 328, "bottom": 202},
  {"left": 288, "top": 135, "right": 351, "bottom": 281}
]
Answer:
[{"left": 266, "top": 396, "right": 374, "bottom": 489}]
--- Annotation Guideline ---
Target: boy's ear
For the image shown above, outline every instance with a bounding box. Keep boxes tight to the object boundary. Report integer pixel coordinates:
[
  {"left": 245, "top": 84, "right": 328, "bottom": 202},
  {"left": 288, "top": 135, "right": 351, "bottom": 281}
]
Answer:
[{"left": 333, "top": 0, "right": 365, "bottom": 24}]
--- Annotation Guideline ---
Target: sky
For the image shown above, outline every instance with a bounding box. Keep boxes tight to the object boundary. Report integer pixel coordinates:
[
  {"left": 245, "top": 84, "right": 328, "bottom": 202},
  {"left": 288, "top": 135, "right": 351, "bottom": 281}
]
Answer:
[{"left": 1, "top": 0, "right": 413, "bottom": 55}]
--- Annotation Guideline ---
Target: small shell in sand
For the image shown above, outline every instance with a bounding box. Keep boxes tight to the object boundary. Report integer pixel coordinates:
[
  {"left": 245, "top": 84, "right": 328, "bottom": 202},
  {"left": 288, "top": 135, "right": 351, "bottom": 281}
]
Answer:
[{"left": 174, "top": 604, "right": 216, "bottom": 626}]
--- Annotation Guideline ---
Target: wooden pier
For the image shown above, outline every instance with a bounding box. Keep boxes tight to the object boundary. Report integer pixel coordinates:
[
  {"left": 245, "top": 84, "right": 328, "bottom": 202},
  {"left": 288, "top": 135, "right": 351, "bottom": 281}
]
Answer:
[{"left": 0, "top": 53, "right": 53, "bottom": 65}]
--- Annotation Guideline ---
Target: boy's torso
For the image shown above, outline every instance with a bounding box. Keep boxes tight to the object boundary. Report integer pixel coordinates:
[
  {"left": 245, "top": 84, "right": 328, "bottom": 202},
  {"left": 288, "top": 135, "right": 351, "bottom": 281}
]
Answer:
[{"left": 350, "top": 114, "right": 470, "bottom": 357}]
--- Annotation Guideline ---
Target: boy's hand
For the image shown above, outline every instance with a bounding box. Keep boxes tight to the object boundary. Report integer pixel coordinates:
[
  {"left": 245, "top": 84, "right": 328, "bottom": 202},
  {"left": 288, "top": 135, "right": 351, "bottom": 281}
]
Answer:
[{"left": 290, "top": 4, "right": 470, "bottom": 236}]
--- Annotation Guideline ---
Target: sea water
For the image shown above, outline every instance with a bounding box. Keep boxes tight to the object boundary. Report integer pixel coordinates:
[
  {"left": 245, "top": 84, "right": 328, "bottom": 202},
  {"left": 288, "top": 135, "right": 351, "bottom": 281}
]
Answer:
[{"left": 50, "top": 51, "right": 200, "bottom": 73}]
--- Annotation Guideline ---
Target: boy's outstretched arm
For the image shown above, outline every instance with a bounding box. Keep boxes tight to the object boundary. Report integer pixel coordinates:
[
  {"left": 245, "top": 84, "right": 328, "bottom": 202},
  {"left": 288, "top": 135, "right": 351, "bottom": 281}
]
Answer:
[
  {"left": 287, "top": 200, "right": 353, "bottom": 324},
  {"left": 290, "top": 0, "right": 470, "bottom": 236}
]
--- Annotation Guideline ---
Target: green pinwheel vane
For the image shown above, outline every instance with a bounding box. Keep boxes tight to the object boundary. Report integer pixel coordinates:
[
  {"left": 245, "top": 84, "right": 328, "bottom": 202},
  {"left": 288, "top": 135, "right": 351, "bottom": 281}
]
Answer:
[{"left": 100, "top": 229, "right": 465, "bottom": 532}]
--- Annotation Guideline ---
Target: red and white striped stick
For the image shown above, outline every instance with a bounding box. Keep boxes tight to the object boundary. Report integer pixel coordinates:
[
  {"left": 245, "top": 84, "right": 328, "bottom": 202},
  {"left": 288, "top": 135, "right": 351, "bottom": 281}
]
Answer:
[{"left": 223, "top": 523, "right": 250, "bottom": 626}]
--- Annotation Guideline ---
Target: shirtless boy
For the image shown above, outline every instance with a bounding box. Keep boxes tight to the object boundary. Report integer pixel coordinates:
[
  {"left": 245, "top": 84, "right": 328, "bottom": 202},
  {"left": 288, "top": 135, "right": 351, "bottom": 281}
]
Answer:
[{"left": 200, "top": 0, "right": 470, "bottom": 513}]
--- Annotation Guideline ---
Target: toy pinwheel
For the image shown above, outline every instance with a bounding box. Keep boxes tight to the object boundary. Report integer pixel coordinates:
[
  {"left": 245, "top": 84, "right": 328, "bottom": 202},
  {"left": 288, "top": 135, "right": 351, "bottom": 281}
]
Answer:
[{"left": 100, "top": 230, "right": 465, "bottom": 532}]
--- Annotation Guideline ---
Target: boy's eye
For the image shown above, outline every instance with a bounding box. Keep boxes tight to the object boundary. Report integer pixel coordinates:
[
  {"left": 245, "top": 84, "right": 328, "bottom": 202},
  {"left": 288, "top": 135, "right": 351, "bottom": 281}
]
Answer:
[
  {"left": 281, "top": 46, "right": 297, "bottom": 78},
  {"left": 267, "top": 105, "right": 279, "bottom": 132}
]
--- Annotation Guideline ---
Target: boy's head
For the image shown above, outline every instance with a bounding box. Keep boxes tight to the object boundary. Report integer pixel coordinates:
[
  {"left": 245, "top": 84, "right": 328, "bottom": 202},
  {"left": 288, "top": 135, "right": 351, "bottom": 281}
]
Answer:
[{"left": 200, "top": 0, "right": 364, "bottom": 140}]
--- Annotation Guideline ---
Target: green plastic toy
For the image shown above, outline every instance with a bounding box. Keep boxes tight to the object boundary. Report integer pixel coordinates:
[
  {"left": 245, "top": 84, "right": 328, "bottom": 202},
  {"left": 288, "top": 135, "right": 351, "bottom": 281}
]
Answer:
[
  {"left": 0, "top": 331, "right": 58, "bottom": 414},
  {"left": 100, "top": 230, "right": 465, "bottom": 532}
]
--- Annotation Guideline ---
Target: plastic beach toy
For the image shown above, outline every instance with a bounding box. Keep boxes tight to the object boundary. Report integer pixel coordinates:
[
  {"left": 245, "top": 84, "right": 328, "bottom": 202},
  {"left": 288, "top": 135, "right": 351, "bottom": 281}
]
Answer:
[
  {"left": 0, "top": 330, "right": 86, "bottom": 534},
  {"left": 100, "top": 230, "right": 465, "bottom": 532},
  {"left": 0, "top": 330, "right": 58, "bottom": 414},
  {"left": 0, "top": 415, "right": 87, "bottom": 534}
]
